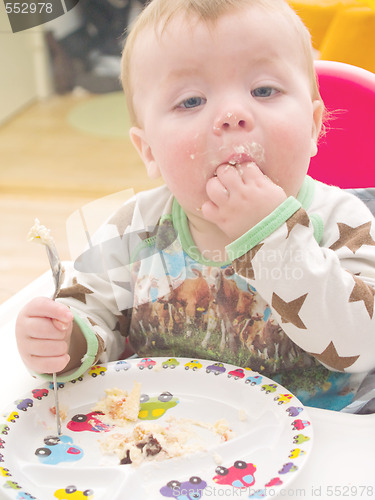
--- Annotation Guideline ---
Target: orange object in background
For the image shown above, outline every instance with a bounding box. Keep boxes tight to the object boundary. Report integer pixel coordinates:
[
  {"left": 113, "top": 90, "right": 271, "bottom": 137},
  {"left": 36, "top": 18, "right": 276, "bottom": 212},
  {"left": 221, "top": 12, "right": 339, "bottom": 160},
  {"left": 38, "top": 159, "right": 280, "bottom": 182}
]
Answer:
[
  {"left": 290, "top": 0, "right": 356, "bottom": 49},
  {"left": 290, "top": 0, "right": 375, "bottom": 74},
  {"left": 320, "top": 5, "right": 375, "bottom": 74},
  {"left": 362, "top": 0, "right": 375, "bottom": 8}
]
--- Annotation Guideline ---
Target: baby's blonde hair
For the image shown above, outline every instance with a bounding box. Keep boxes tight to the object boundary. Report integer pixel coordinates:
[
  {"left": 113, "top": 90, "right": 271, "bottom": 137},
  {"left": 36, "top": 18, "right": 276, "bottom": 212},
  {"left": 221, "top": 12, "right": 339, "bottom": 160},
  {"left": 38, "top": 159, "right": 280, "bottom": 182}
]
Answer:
[{"left": 121, "top": 0, "right": 322, "bottom": 127}]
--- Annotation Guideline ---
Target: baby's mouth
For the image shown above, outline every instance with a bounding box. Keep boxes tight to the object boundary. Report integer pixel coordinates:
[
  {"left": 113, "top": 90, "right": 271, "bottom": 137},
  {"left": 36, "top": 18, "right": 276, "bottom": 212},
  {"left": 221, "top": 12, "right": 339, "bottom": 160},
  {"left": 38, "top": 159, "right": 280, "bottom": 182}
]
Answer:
[
  {"left": 214, "top": 158, "right": 258, "bottom": 177},
  {"left": 216, "top": 142, "right": 265, "bottom": 174}
]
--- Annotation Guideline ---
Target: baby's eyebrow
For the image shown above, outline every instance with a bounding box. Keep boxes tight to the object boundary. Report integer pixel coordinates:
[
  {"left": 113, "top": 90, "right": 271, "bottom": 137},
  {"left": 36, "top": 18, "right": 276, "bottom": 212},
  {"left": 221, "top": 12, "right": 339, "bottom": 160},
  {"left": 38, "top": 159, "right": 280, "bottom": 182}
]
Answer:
[{"left": 163, "top": 66, "right": 201, "bottom": 82}]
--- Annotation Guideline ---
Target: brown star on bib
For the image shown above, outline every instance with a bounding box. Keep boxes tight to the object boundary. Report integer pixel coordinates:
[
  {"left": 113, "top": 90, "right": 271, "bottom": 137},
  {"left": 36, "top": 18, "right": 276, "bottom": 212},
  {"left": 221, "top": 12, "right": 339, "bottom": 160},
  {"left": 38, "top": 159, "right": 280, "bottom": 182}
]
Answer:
[
  {"left": 57, "top": 277, "right": 93, "bottom": 304},
  {"left": 114, "top": 311, "right": 132, "bottom": 337},
  {"left": 310, "top": 341, "right": 360, "bottom": 371},
  {"left": 329, "top": 221, "right": 375, "bottom": 254},
  {"left": 286, "top": 208, "right": 310, "bottom": 238},
  {"left": 233, "top": 243, "right": 263, "bottom": 280},
  {"left": 272, "top": 292, "right": 308, "bottom": 329},
  {"left": 108, "top": 200, "right": 136, "bottom": 237},
  {"left": 349, "top": 275, "right": 375, "bottom": 319}
]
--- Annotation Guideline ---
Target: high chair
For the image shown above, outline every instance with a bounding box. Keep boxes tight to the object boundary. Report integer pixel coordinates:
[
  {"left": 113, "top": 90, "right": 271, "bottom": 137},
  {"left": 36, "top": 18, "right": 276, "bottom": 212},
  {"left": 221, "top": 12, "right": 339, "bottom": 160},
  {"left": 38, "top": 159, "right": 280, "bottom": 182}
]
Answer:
[{"left": 308, "top": 60, "right": 375, "bottom": 189}]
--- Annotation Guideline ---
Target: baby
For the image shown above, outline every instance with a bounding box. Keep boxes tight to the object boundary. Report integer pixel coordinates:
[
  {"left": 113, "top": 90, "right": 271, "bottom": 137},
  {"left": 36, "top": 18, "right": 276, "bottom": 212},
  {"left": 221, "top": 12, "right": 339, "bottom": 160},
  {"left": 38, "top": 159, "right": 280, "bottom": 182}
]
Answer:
[{"left": 16, "top": 0, "right": 375, "bottom": 412}]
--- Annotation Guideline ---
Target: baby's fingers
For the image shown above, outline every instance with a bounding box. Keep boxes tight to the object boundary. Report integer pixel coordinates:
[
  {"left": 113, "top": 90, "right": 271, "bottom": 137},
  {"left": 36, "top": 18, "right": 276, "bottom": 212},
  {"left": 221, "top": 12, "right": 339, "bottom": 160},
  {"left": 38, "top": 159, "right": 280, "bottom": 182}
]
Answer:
[
  {"left": 21, "top": 316, "right": 70, "bottom": 341},
  {"left": 16, "top": 297, "right": 73, "bottom": 373},
  {"left": 205, "top": 176, "right": 229, "bottom": 207},
  {"left": 23, "top": 337, "right": 69, "bottom": 358},
  {"left": 201, "top": 199, "right": 222, "bottom": 226},
  {"left": 25, "top": 352, "right": 71, "bottom": 374},
  {"left": 22, "top": 296, "right": 73, "bottom": 323}
]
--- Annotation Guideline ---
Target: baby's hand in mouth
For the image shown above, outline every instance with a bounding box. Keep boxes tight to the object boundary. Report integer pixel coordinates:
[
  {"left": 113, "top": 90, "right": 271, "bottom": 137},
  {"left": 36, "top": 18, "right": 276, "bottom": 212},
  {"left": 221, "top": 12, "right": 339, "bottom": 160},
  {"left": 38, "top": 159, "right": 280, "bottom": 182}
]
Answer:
[{"left": 201, "top": 161, "right": 286, "bottom": 240}]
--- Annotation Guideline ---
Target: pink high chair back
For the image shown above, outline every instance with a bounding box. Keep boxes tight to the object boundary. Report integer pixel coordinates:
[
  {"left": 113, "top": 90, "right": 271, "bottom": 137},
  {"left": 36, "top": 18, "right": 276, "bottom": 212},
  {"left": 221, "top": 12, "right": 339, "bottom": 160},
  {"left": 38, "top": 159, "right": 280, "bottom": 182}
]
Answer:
[{"left": 308, "top": 60, "right": 375, "bottom": 188}]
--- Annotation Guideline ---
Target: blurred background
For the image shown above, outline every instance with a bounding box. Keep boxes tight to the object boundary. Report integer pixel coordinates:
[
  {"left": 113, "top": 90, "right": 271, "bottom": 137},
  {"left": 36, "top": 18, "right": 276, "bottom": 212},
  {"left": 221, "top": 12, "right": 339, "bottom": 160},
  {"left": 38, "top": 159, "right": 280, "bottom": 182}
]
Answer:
[{"left": 1, "top": 0, "right": 375, "bottom": 304}]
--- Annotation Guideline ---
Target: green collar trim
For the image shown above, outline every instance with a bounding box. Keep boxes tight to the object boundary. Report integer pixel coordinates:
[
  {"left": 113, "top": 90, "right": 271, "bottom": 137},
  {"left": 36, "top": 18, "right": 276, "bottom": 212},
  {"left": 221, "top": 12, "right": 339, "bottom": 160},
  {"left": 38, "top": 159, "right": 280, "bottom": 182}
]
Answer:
[
  {"left": 298, "top": 176, "right": 324, "bottom": 243},
  {"left": 297, "top": 175, "right": 315, "bottom": 210},
  {"left": 172, "top": 175, "right": 318, "bottom": 265},
  {"left": 172, "top": 199, "right": 231, "bottom": 267}
]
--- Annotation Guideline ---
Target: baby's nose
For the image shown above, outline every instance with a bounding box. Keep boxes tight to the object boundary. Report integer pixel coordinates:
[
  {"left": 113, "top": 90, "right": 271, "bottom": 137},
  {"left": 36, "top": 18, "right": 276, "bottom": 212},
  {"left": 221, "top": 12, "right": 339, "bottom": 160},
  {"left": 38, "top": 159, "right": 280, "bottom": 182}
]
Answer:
[{"left": 213, "top": 109, "right": 253, "bottom": 134}]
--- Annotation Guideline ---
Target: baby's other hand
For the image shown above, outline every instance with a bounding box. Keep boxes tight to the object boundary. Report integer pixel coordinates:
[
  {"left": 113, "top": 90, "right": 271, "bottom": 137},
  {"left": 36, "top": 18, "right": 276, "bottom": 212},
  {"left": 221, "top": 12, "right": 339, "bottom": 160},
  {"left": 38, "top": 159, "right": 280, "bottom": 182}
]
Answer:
[
  {"left": 15, "top": 297, "right": 74, "bottom": 374},
  {"left": 202, "top": 162, "right": 287, "bottom": 240}
]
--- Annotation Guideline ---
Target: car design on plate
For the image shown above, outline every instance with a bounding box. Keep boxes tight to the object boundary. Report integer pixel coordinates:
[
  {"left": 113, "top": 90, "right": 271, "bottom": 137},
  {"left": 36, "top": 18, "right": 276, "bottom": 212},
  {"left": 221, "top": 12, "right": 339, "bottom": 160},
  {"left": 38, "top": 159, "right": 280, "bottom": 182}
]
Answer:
[
  {"left": 89, "top": 365, "right": 107, "bottom": 377},
  {"left": 139, "top": 392, "right": 179, "bottom": 420},
  {"left": 49, "top": 381, "right": 65, "bottom": 390},
  {"left": 274, "top": 393, "right": 293, "bottom": 405},
  {"left": 245, "top": 375, "right": 263, "bottom": 386},
  {"left": 286, "top": 406, "right": 303, "bottom": 417},
  {"left": 0, "top": 466, "right": 11, "bottom": 477},
  {"left": 184, "top": 360, "right": 202, "bottom": 371},
  {"left": 213, "top": 460, "right": 256, "bottom": 488},
  {"left": 137, "top": 358, "right": 156, "bottom": 370},
  {"left": 3, "top": 480, "right": 21, "bottom": 490},
  {"left": 248, "top": 490, "right": 267, "bottom": 499},
  {"left": 227, "top": 368, "right": 246, "bottom": 379},
  {"left": 54, "top": 485, "right": 94, "bottom": 499},
  {"left": 162, "top": 358, "right": 180, "bottom": 369},
  {"left": 279, "top": 462, "right": 298, "bottom": 474},
  {"left": 260, "top": 384, "right": 277, "bottom": 394},
  {"left": 35, "top": 435, "right": 84, "bottom": 465},
  {"left": 291, "top": 419, "right": 310, "bottom": 431},
  {"left": 0, "top": 424, "right": 10, "bottom": 435},
  {"left": 15, "top": 492, "right": 37, "bottom": 499},
  {"left": 265, "top": 477, "right": 283, "bottom": 487},
  {"left": 289, "top": 448, "right": 306, "bottom": 459},
  {"left": 67, "top": 411, "right": 111, "bottom": 433},
  {"left": 206, "top": 362, "right": 226, "bottom": 375},
  {"left": 293, "top": 434, "right": 310, "bottom": 445},
  {"left": 15, "top": 399, "right": 33, "bottom": 411},
  {"left": 114, "top": 360, "right": 131, "bottom": 371},
  {"left": 6, "top": 411, "right": 19, "bottom": 423},
  {"left": 32, "top": 388, "right": 49, "bottom": 400},
  {"left": 160, "top": 476, "right": 207, "bottom": 499}
]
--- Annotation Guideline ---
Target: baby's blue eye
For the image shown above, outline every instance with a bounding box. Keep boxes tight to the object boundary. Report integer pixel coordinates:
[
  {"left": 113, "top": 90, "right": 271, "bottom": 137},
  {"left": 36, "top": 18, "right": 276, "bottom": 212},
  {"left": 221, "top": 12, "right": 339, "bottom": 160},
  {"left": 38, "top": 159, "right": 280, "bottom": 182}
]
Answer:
[
  {"left": 180, "top": 96, "right": 205, "bottom": 108},
  {"left": 251, "top": 87, "right": 276, "bottom": 98}
]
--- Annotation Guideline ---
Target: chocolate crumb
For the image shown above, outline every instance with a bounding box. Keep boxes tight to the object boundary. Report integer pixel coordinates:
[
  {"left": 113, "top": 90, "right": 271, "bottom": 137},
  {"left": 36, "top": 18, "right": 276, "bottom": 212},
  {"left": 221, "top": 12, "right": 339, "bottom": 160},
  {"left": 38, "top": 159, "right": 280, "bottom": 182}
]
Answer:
[
  {"left": 136, "top": 434, "right": 162, "bottom": 456},
  {"left": 144, "top": 435, "right": 162, "bottom": 456},
  {"left": 120, "top": 450, "right": 132, "bottom": 465}
]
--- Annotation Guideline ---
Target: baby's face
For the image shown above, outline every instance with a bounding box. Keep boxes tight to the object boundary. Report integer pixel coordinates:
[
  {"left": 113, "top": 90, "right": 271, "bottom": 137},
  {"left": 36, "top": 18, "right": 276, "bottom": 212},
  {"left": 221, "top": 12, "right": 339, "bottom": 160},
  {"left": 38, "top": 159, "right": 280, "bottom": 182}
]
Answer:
[{"left": 129, "top": 5, "right": 322, "bottom": 218}]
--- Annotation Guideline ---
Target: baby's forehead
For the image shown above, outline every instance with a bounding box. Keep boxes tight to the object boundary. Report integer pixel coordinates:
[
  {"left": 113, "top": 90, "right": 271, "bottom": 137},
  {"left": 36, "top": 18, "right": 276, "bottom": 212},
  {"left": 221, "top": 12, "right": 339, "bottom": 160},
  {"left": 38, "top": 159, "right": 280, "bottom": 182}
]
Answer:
[
  {"left": 136, "top": 4, "right": 304, "bottom": 49},
  {"left": 132, "top": 6, "right": 307, "bottom": 67}
]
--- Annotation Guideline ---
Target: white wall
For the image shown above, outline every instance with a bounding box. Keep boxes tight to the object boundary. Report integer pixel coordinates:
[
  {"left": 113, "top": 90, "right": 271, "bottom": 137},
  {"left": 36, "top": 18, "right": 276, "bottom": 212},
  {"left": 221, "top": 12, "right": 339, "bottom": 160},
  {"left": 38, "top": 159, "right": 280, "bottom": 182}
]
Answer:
[{"left": 0, "top": 6, "right": 52, "bottom": 126}]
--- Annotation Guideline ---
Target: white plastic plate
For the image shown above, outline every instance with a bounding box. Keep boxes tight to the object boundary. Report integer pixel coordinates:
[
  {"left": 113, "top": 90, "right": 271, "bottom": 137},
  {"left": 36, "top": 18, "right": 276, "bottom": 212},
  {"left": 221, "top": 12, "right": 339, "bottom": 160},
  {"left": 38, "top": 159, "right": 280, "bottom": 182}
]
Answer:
[{"left": 0, "top": 358, "right": 313, "bottom": 499}]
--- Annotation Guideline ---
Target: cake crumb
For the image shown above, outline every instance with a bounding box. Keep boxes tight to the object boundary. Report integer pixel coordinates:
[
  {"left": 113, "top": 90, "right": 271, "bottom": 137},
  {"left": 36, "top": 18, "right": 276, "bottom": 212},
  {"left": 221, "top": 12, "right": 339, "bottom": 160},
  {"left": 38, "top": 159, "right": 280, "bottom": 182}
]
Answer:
[
  {"left": 238, "top": 408, "right": 248, "bottom": 421},
  {"left": 94, "top": 382, "right": 141, "bottom": 424}
]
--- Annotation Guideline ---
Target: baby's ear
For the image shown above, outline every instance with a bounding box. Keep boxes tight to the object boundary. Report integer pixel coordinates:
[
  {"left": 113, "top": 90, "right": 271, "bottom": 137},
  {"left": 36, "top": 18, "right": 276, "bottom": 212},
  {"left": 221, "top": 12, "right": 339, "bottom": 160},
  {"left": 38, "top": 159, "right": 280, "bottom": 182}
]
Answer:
[{"left": 129, "top": 127, "right": 161, "bottom": 179}]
